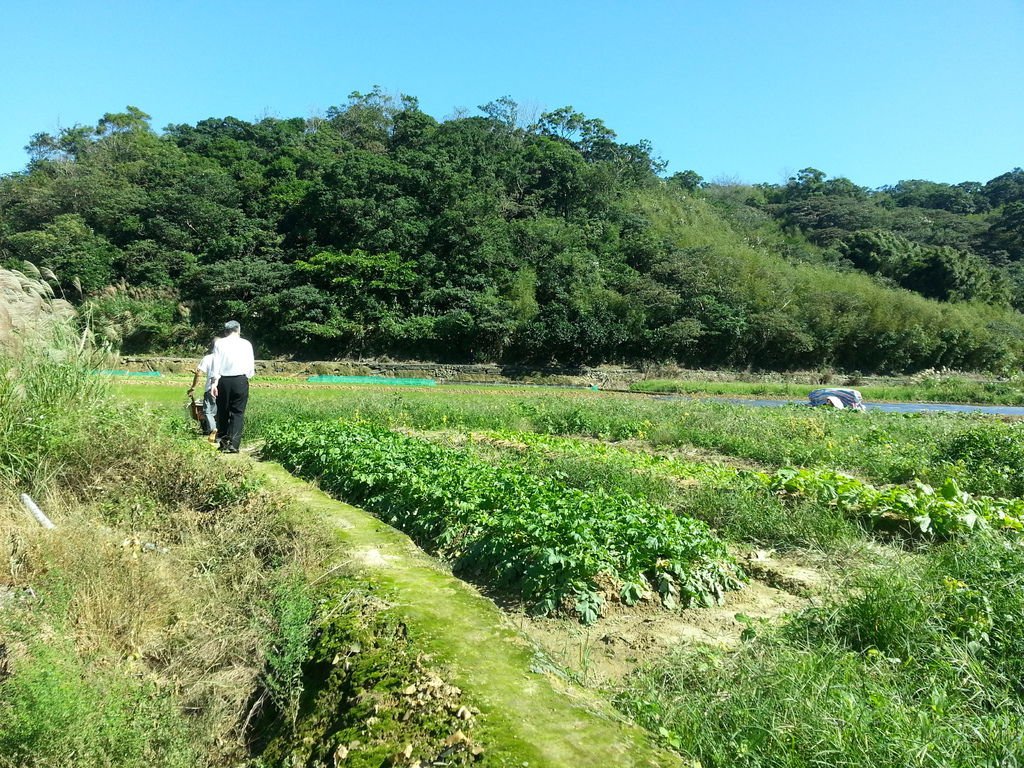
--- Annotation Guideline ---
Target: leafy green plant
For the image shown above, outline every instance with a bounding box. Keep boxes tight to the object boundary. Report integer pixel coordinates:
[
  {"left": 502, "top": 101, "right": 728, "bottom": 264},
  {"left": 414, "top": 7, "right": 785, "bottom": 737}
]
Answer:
[
  {"left": 261, "top": 421, "right": 742, "bottom": 622},
  {"left": 934, "top": 423, "right": 1024, "bottom": 496},
  {"left": 766, "top": 467, "right": 1024, "bottom": 537},
  {"left": 0, "top": 634, "right": 196, "bottom": 768}
]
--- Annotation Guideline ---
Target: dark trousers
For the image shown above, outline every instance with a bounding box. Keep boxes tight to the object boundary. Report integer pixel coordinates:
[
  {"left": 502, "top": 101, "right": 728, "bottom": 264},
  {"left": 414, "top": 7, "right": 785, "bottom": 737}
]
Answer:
[{"left": 216, "top": 375, "right": 249, "bottom": 450}]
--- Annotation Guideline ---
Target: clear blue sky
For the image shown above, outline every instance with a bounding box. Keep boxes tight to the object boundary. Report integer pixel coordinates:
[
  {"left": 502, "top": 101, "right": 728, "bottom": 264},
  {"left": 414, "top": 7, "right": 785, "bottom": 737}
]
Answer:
[{"left": 2, "top": 0, "right": 1021, "bottom": 188}]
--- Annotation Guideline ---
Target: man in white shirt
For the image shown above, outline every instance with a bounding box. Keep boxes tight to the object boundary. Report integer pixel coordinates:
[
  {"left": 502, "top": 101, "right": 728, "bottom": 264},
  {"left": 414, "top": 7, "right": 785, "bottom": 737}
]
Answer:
[{"left": 210, "top": 320, "right": 256, "bottom": 453}]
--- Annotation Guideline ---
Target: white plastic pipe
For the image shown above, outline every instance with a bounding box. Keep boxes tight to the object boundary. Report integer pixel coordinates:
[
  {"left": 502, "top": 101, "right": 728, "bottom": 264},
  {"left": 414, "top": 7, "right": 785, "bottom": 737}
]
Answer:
[{"left": 20, "top": 493, "right": 55, "bottom": 529}]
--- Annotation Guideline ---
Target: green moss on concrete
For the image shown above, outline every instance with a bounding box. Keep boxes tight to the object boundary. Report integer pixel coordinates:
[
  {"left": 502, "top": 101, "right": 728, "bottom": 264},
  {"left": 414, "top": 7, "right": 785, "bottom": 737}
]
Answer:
[
  {"left": 253, "top": 460, "right": 680, "bottom": 768},
  {"left": 256, "top": 586, "right": 489, "bottom": 767}
]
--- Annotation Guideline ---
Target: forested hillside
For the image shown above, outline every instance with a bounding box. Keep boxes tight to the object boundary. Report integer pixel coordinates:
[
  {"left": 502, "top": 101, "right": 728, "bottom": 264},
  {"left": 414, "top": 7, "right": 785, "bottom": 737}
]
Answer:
[{"left": 2, "top": 89, "right": 1023, "bottom": 373}]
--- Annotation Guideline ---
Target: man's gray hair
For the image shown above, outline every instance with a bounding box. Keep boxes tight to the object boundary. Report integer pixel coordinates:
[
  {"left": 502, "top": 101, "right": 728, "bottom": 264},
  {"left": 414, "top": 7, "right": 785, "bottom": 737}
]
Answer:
[{"left": 224, "top": 320, "right": 241, "bottom": 333}]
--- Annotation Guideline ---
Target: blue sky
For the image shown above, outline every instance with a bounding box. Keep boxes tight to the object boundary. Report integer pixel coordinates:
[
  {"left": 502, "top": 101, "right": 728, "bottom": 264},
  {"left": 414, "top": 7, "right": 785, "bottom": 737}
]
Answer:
[{"left": 2, "top": 0, "right": 1021, "bottom": 188}]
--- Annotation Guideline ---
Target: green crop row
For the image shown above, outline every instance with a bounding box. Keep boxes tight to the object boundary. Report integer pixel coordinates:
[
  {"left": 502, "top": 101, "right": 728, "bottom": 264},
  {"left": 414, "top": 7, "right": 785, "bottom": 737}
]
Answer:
[
  {"left": 261, "top": 421, "right": 743, "bottom": 623},
  {"left": 766, "top": 468, "right": 1024, "bottom": 537},
  {"left": 464, "top": 431, "right": 1024, "bottom": 539},
  {"left": 241, "top": 385, "right": 1024, "bottom": 496},
  {"left": 477, "top": 430, "right": 739, "bottom": 486}
]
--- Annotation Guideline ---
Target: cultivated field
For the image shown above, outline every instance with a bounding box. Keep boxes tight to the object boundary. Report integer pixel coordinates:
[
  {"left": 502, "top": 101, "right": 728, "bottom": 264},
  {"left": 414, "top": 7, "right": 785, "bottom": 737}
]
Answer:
[{"left": 110, "top": 377, "right": 1024, "bottom": 766}]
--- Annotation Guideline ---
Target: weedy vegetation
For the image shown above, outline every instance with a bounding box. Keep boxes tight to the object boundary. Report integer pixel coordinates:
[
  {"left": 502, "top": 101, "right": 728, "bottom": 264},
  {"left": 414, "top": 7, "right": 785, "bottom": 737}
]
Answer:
[
  {"left": 1, "top": 334, "right": 466, "bottom": 766},
  {"left": 108, "top": 378, "right": 1024, "bottom": 765},
  {"left": 616, "top": 536, "right": 1024, "bottom": 767}
]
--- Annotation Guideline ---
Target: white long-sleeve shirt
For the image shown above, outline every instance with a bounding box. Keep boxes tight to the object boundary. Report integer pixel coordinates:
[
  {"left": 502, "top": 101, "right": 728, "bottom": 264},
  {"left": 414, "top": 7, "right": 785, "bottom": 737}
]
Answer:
[
  {"left": 196, "top": 353, "right": 216, "bottom": 392},
  {"left": 211, "top": 334, "right": 255, "bottom": 385}
]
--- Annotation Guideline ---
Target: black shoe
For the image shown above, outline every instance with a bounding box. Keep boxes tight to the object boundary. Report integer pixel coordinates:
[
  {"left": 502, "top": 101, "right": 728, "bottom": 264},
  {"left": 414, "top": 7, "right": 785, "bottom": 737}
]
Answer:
[{"left": 220, "top": 446, "right": 239, "bottom": 454}]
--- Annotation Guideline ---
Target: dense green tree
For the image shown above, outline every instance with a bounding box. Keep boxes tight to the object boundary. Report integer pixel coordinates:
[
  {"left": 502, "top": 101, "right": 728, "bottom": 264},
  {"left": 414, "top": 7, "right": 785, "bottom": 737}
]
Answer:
[
  {"left": 888, "top": 205, "right": 986, "bottom": 251},
  {"left": 984, "top": 201, "right": 1024, "bottom": 261},
  {"left": 294, "top": 248, "right": 417, "bottom": 332},
  {"left": 840, "top": 230, "right": 1009, "bottom": 304},
  {"left": 7, "top": 214, "right": 118, "bottom": 294},
  {"left": 326, "top": 87, "right": 399, "bottom": 152},
  {"left": 885, "top": 179, "right": 986, "bottom": 214},
  {"left": 778, "top": 195, "right": 887, "bottom": 245},
  {"left": 2, "top": 98, "right": 1023, "bottom": 373},
  {"left": 984, "top": 168, "right": 1024, "bottom": 208},
  {"left": 667, "top": 170, "right": 703, "bottom": 192}
]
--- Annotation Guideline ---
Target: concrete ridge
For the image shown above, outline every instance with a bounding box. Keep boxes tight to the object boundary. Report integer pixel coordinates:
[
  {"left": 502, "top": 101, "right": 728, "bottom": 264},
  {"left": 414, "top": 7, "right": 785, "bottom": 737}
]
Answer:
[{"left": 252, "top": 460, "right": 680, "bottom": 768}]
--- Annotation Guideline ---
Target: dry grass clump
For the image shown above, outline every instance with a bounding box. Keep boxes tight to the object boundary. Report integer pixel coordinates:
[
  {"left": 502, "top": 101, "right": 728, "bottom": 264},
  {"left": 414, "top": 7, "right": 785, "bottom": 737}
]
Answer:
[
  {"left": 0, "top": 332, "right": 331, "bottom": 765},
  {"left": 0, "top": 265, "right": 75, "bottom": 354},
  {"left": 1, "top": 433, "right": 329, "bottom": 765}
]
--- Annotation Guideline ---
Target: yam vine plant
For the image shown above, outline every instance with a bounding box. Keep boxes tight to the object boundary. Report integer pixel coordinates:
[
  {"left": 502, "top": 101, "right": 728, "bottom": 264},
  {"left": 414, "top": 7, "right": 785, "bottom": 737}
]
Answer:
[
  {"left": 468, "top": 431, "right": 1024, "bottom": 538},
  {"left": 260, "top": 421, "right": 743, "bottom": 623},
  {"left": 765, "top": 468, "right": 1024, "bottom": 537}
]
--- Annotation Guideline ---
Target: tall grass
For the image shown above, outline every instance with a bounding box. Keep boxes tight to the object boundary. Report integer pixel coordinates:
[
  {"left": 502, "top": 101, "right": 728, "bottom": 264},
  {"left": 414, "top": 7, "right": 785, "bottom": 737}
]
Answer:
[
  {"left": 617, "top": 536, "right": 1024, "bottom": 767},
  {"left": 0, "top": 325, "right": 117, "bottom": 495},
  {"left": 0, "top": 633, "right": 197, "bottom": 768},
  {"left": 0, "top": 329, "right": 329, "bottom": 765},
  {"left": 620, "top": 641, "right": 1022, "bottom": 768}
]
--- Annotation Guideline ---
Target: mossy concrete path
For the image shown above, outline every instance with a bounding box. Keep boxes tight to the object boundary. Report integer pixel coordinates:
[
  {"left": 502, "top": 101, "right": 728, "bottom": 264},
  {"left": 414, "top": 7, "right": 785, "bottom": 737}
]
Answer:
[{"left": 253, "top": 460, "right": 680, "bottom": 768}]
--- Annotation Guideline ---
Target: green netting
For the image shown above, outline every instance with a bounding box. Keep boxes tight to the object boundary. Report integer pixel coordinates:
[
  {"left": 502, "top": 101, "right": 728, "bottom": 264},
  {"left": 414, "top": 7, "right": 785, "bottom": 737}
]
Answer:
[
  {"left": 94, "top": 370, "right": 162, "bottom": 377},
  {"left": 306, "top": 375, "right": 436, "bottom": 387}
]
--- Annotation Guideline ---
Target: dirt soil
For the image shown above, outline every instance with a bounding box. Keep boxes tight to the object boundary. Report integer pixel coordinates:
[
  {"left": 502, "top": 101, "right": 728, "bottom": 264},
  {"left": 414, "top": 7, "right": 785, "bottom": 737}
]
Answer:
[{"left": 514, "top": 549, "right": 826, "bottom": 688}]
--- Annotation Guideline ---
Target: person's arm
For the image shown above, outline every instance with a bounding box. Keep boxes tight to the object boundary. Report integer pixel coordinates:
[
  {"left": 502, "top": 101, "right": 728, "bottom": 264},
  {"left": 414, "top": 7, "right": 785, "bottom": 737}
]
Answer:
[
  {"left": 187, "top": 366, "right": 202, "bottom": 395},
  {"left": 245, "top": 340, "right": 255, "bottom": 379}
]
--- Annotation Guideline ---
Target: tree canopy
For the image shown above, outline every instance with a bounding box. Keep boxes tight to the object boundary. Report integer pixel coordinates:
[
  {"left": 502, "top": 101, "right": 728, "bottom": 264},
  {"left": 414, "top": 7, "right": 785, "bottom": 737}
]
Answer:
[{"left": 2, "top": 96, "right": 1023, "bottom": 373}]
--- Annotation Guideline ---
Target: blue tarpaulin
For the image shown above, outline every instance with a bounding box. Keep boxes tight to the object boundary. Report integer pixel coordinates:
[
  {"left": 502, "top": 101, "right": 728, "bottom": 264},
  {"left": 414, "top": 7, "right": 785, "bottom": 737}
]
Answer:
[{"left": 808, "top": 387, "right": 865, "bottom": 410}]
